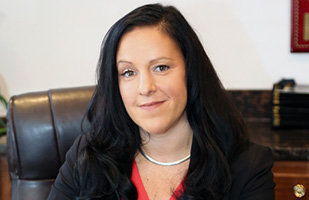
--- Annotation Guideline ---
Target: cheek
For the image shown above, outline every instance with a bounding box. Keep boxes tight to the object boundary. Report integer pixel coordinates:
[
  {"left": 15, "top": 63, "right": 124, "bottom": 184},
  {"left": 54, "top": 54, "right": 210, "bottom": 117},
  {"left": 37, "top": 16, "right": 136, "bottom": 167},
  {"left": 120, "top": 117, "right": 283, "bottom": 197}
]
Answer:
[
  {"left": 119, "top": 82, "right": 127, "bottom": 102},
  {"left": 174, "top": 85, "right": 187, "bottom": 104},
  {"left": 163, "top": 79, "right": 187, "bottom": 103},
  {"left": 119, "top": 82, "right": 135, "bottom": 108},
  {"left": 167, "top": 74, "right": 187, "bottom": 99}
]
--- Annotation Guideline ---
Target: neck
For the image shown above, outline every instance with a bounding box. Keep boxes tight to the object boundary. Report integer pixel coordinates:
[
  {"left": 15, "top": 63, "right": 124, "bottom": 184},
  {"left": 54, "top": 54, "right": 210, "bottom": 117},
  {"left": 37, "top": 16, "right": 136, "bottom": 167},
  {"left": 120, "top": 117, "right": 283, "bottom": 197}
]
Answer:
[{"left": 139, "top": 120, "right": 193, "bottom": 163}]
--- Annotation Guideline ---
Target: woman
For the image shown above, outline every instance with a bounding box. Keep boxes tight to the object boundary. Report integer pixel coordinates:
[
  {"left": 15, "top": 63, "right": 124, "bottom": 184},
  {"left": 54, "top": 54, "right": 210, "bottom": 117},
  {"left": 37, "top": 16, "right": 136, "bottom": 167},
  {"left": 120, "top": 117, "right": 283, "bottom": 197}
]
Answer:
[{"left": 48, "top": 3, "right": 275, "bottom": 200}]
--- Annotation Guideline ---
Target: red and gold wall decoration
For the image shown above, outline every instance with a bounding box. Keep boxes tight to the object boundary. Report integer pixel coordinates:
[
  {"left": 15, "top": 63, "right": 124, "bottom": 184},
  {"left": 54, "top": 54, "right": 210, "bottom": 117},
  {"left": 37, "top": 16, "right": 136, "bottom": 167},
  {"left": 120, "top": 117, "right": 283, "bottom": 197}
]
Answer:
[{"left": 291, "top": 0, "right": 309, "bottom": 52}]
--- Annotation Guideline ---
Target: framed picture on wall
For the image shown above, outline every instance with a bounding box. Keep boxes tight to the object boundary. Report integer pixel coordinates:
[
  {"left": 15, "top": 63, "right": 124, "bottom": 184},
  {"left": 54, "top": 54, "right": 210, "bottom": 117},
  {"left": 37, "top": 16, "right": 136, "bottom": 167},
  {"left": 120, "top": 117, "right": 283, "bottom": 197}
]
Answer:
[{"left": 291, "top": 0, "right": 309, "bottom": 52}]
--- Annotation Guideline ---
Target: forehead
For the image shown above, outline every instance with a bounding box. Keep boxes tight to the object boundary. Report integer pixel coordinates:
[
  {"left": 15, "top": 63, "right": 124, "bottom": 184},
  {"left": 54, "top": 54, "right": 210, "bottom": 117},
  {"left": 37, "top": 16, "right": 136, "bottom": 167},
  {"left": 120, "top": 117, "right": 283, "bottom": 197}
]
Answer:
[{"left": 116, "top": 26, "right": 182, "bottom": 61}]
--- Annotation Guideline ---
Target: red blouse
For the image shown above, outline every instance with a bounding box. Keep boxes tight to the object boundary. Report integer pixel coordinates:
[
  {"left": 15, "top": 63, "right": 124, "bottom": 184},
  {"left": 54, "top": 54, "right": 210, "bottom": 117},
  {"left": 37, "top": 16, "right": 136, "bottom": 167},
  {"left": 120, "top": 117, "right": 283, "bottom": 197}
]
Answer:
[{"left": 131, "top": 159, "right": 185, "bottom": 200}]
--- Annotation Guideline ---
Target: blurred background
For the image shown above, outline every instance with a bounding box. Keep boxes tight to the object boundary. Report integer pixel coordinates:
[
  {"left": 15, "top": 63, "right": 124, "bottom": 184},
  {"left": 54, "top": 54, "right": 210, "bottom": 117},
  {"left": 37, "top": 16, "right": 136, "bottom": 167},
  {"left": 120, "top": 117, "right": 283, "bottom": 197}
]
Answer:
[{"left": 1, "top": 0, "right": 309, "bottom": 115}]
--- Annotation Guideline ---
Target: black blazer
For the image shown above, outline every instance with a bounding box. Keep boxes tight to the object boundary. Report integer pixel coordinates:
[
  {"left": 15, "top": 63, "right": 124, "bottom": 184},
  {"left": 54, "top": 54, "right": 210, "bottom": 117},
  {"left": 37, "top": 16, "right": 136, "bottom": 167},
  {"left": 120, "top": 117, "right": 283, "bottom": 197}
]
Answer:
[
  {"left": 224, "top": 142, "right": 275, "bottom": 199},
  {"left": 47, "top": 134, "right": 275, "bottom": 200}
]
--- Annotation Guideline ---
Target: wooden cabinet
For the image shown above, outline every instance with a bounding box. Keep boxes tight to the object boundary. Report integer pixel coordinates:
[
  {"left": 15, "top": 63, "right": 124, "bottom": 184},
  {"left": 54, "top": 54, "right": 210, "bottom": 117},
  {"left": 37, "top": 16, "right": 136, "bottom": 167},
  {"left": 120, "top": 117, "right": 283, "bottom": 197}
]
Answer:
[
  {"left": 0, "top": 154, "right": 10, "bottom": 200},
  {"left": 273, "top": 161, "right": 309, "bottom": 200}
]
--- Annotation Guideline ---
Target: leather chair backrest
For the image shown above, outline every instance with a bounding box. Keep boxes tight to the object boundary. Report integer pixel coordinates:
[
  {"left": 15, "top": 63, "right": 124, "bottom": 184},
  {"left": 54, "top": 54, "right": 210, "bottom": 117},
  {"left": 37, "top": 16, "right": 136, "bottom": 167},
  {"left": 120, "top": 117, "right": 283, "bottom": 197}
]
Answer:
[{"left": 6, "top": 86, "right": 95, "bottom": 200}]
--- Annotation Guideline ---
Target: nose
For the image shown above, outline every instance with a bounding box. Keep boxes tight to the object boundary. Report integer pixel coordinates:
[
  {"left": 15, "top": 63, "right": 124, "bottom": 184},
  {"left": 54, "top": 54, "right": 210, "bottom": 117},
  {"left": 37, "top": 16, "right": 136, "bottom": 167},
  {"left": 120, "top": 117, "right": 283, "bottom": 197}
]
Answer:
[{"left": 139, "top": 72, "right": 157, "bottom": 96}]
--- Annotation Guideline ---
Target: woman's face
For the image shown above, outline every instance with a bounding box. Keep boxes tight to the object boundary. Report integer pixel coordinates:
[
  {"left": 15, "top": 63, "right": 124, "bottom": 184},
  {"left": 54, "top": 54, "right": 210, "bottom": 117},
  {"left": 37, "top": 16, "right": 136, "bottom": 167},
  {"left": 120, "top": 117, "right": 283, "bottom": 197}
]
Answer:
[{"left": 116, "top": 26, "right": 188, "bottom": 135}]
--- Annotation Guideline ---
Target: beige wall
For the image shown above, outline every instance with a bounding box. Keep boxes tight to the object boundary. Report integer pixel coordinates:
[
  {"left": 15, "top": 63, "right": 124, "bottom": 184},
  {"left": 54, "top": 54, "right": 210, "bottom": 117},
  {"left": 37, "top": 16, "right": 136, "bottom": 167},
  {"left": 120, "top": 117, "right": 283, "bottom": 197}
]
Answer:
[{"left": 1, "top": 0, "right": 309, "bottom": 115}]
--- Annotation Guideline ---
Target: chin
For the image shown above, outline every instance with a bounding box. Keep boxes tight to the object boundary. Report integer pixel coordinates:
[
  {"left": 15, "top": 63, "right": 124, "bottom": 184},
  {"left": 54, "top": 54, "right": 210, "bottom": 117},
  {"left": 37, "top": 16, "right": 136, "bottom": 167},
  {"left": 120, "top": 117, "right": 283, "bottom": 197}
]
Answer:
[{"left": 139, "top": 124, "right": 169, "bottom": 136}]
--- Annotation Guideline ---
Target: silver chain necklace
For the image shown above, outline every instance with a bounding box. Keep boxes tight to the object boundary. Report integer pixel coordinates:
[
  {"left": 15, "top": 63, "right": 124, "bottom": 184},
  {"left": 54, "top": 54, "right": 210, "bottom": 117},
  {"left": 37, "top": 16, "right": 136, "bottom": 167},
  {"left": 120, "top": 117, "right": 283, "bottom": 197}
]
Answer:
[{"left": 139, "top": 149, "right": 191, "bottom": 166}]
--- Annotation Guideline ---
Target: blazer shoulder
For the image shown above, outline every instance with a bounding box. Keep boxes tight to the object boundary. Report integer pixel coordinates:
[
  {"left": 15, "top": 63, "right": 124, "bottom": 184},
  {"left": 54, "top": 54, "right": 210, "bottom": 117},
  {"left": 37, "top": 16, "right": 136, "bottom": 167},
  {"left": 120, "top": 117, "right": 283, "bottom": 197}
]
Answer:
[
  {"left": 228, "top": 142, "right": 275, "bottom": 200},
  {"left": 47, "top": 133, "right": 90, "bottom": 199}
]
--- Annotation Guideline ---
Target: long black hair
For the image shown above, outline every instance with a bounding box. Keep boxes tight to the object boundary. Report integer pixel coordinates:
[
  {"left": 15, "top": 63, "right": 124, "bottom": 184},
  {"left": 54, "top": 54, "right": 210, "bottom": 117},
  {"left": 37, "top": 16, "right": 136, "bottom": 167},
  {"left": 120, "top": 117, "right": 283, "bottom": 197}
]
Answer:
[{"left": 77, "top": 3, "right": 249, "bottom": 200}]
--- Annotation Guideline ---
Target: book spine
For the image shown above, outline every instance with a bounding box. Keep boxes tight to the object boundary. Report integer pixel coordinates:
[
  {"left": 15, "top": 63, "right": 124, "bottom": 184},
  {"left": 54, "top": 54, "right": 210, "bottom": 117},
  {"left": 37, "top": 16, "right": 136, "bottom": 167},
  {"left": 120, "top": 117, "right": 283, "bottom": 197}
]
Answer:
[
  {"left": 272, "top": 79, "right": 309, "bottom": 128},
  {"left": 272, "top": 90, "right": 309, "bottom": 107},
  {"left": 273, "top": 106, "right": 309, "bottom": 115},
  {"left": 272, "top": 113, "right": 309, "bottom": 128}
]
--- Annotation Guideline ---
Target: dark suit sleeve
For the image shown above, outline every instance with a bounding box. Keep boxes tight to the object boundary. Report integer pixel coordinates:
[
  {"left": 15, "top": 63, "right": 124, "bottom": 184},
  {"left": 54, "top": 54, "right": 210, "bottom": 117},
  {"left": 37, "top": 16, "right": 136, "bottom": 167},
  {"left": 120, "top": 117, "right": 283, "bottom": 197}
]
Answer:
[
  {"left": 47, "top": 134, "right": 85, "bottom": 200},
  {"left": 240, "top": 145, "right": 275, "bottom": 200},
  {"left": 229, "top": 143, "right": 275, "bottom": 200}
]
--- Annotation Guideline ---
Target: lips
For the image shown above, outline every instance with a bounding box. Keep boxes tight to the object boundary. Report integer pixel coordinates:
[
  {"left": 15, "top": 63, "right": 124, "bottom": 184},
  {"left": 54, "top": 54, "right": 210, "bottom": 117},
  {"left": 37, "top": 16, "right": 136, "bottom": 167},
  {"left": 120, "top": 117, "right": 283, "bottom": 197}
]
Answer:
[{"left": 139, "top": 101, "right": 165, "bottom": 111}]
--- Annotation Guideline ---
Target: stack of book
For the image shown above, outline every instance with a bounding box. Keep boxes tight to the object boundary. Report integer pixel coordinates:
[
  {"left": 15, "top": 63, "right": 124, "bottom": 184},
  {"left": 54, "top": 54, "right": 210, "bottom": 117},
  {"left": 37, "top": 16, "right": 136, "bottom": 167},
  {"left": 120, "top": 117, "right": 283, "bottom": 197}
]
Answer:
[{"left": 272, "top": 79, "right": 309, "bottom": 128}]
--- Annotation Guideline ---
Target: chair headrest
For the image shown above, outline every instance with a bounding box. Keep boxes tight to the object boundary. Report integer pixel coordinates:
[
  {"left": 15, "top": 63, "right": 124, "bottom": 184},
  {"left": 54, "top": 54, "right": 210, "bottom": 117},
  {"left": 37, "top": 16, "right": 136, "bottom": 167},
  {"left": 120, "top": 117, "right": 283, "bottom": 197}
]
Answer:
[{"left": 7, "top": 86, "right": 94, "bottom": 180}]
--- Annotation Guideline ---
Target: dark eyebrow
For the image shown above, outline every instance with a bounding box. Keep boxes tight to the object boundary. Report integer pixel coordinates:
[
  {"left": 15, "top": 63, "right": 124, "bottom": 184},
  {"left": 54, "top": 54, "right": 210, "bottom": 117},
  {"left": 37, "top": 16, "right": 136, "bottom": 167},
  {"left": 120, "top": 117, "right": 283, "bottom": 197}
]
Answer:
[
  {"left": 117, "top": 60, "right": 133, "bottom": 67},
  {"left": 149, "top": 57, "right": 173, "bottom": 63},
  {"left": 117, "top": 57, "right": 172, "bottom": 66}
]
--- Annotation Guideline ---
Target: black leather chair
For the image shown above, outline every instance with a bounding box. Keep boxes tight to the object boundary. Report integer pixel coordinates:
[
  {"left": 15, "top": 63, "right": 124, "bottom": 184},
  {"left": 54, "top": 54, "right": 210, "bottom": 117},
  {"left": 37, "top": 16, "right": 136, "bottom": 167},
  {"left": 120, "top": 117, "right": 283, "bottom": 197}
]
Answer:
[{"left": 6, "top": 86, "right": 95, "bottom": 200}]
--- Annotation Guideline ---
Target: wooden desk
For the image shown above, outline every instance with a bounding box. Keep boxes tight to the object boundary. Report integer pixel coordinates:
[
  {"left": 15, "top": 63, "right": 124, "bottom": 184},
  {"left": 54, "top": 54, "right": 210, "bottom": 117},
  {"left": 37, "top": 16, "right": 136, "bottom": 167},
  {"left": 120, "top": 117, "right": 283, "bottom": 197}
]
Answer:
[{"left": 273, "top": 161, "right": 309, "bottom": 199}]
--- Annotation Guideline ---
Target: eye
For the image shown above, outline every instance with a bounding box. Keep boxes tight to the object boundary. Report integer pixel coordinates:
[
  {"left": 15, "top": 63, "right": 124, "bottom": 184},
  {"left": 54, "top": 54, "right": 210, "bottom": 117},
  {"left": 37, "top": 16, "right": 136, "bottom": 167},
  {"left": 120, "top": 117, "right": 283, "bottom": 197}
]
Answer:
[
  {"left": 121, "top": 69, "right": 136, "bottom": 77},
  {"left": 154, "top": 65, "right": 170, "bottom": 72}
]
